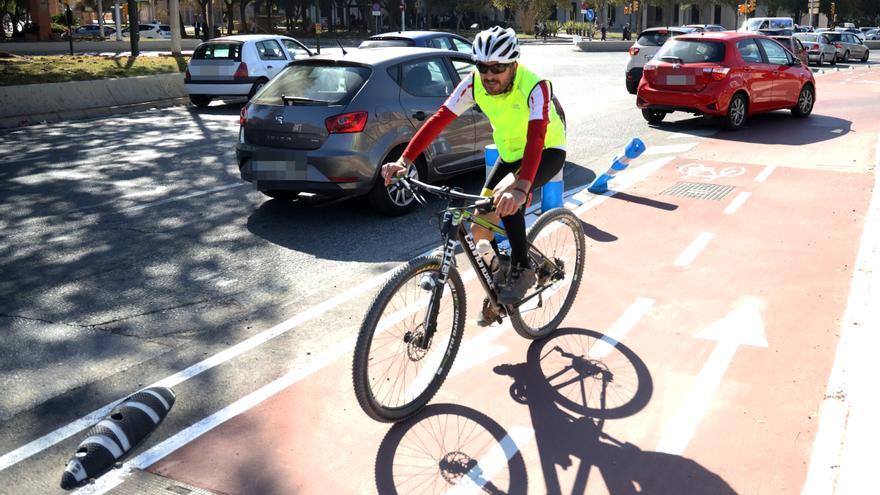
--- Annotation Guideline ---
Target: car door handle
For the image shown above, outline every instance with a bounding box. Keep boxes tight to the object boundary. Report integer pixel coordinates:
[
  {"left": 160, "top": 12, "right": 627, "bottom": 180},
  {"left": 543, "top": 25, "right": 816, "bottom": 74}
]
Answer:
[
  {"left": 412, "top": 111, "right": 427, "bottom": 121},
  {"left": 267, "top": 65, "right": 273, "bottom": 69}
]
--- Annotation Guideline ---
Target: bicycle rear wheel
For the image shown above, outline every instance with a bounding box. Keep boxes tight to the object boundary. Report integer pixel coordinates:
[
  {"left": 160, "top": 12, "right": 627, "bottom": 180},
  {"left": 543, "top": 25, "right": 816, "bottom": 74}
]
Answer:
[
  {"left": 353, "top": 256, "right": 467, "bottom": 422},
  {"left": 509, "top": 207, "right": 586, "bottom": 339}
]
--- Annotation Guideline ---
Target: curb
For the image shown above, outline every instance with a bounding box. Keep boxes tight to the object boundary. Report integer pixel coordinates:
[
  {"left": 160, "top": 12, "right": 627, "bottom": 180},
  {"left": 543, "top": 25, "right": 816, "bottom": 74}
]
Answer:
[
  {"left": 0, "top": 72, "right": 187, "bottom": 129},
  {"left": 575, "top": 40, "right": 634, "bottom": 52}
]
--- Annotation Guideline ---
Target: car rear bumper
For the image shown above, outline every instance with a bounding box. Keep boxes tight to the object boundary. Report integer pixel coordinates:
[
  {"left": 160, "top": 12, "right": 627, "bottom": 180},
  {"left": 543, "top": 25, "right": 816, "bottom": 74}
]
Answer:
[
  {"left": 185, "top": 81, "right": 256, "bottom": 96},
  {"left": 636, "top": 85, "right": 727, "bottom": 116},
  {"left": 235, "top": 133, "right": 376, "bottom": 196}
]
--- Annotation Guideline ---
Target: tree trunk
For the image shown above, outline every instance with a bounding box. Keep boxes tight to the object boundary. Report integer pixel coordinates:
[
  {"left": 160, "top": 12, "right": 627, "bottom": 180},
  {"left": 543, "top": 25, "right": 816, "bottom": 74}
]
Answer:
[
  {"left": 127, "top": 0, "right": 139, "bottom": 55},
  {"left": 239, "top": 0, "right": 248, "bottom": 33},
  {"left": 600, "top": 0, "right": 606, "bottom": 29},
  {"left": 225, "top": 1, "right": 234, "bottom": 33}
]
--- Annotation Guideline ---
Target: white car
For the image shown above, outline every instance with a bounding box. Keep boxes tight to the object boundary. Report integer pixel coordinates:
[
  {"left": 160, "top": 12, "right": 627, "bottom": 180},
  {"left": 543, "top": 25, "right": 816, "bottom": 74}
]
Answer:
[
  {"left": 625, "top": 27, "right": 694, "bottom": 94},
  {"left": 121, "top": 23, "right": 171, "bottom": 39},
  {"left": 184, "top": 35, "right": 313, "bottom": 108}
]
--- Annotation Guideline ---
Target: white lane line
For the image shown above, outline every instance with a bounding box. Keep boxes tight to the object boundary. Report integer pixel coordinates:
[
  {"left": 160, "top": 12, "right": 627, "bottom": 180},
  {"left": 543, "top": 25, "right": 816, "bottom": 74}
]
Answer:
[
  {"left": 641, "top": 143, "right": 699, "bottom": 156},
  {"left": 0, "top": 260, "right": 399, "bottom": 472},
  {"left": 802, "top": 132, "right": 880, "bottom": 495},
  {"left": 119, "top": 183, "right": 245, "bottom": 213},
  {"left": 754, "top": 165, "right": 776, "bottom": 182},
  {"left": 723, "top": 191, "right": 752, "bottom": 215},
  {"left": 589, "top": 298, "right": 655, "bottom": 359},
  {"left": 674, "top": 232, "right": 714, "bottom": 267},
  {"left": 668, "top": 130, "right": 718, "bottom": 140},
  {"left": 72, "top": 335, "right": 360, "bottom": 495},
  {"left": 6, "top": 148, "right": 675, "bottom": 475},
  {"left": 446, "top": 426, "right": 535, "bottom": 495}
]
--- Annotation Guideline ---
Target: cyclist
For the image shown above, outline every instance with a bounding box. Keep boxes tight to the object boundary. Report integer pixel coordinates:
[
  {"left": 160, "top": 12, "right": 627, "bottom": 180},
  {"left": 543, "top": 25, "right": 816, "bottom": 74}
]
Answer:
[{"left": 382, "top": 26, "right": 567, "bottom": 311}]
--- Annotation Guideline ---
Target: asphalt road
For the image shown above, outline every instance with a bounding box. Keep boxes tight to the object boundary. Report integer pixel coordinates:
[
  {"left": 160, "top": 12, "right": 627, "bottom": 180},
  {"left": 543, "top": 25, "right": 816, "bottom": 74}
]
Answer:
[{"left": 0, "top": 45, "right": 877, "bottom": 494}]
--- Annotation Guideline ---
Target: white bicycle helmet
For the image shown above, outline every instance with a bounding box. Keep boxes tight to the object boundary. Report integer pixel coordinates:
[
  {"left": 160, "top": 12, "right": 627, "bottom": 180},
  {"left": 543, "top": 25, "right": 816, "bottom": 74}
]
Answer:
[{"left": 472, "top": 26, "right": 520, "bottom": 64}]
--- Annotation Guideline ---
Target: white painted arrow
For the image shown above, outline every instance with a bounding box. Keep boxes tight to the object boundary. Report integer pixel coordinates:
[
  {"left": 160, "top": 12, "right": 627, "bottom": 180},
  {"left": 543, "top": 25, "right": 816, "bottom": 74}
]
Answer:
[{"left": 656, "top": 299, "right": 768, "bottom": 455}]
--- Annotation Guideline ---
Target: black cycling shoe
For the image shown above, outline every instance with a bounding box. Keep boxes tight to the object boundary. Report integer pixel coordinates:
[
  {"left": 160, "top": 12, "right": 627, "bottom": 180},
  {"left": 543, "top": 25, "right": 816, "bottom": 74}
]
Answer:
[
  {"left": 497, "top": 263, "right": 537, "bottom": 305},
  {"left": 476, "top": 297, "right": 505, "bottom": 326}
]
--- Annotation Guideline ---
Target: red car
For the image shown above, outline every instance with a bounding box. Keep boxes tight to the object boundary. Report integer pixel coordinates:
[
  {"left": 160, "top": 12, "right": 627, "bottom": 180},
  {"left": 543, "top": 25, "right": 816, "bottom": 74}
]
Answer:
[{"left": 637, "top": 32, "right": 816, "bottom": 130}]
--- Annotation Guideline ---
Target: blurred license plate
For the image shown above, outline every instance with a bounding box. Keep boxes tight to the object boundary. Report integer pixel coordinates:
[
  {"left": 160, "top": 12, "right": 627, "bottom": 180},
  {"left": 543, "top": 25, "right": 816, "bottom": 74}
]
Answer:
[{"left": 666, "top": 75, "right": 693, "bottom": 85}]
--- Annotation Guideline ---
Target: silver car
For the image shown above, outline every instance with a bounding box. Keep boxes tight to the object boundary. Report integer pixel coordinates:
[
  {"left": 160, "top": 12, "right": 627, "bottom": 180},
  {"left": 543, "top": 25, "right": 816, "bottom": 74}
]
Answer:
[
  {"left": 823, "top": 31, "right": 870, "bottom": 62},
  {"left": 793, "top": 32, "right": 838, "bottom": 66},
  {"left": 236, "top": 47, "right": 493, "bottom": 215}
]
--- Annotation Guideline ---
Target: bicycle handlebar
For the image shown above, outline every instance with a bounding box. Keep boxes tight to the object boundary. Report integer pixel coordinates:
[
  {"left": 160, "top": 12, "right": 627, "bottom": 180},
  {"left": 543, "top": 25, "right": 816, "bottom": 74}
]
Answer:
[{"left": 396, "top": 176, "right": 494, "bottom": 211}]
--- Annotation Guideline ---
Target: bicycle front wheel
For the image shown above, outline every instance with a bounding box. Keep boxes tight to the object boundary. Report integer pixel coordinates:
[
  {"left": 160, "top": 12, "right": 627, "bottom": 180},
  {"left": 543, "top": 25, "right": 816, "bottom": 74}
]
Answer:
[
  {"left": 353, "top": 256, "right": 467, "bottom": 422},
  {"left": 510, "top": 207, "right": 586, "bottom": 339}
]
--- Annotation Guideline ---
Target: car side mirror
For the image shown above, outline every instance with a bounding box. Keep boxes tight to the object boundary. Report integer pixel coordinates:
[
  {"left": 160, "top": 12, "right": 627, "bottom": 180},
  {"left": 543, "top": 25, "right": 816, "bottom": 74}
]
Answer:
[{"left": 789, "top": 58, "right": 802, "bottom": 66}]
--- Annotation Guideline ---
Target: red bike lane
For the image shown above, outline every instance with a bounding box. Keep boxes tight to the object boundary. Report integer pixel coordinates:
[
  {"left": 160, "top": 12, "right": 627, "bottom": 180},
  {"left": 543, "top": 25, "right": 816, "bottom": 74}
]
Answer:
[{"left": 145, "top": 70, "right": 878, "bottom": 495}]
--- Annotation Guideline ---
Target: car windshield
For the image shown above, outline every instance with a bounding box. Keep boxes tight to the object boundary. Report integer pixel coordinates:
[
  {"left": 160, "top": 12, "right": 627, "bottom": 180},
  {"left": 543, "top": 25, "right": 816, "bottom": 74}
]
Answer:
[
  {"left": 654, "top": 39, "right": 726, "bottom": 63},
  {"left": 824, "top": 32, "right": 843, "bottom": 42},
  {"left": 358, "top": 38, "right": 414, "bottom": 48},
  {"left": 796, "top": 34, "right": 819, "bottom": 42},
  {"left": 192, "top": 43, "right": 242, "bottom": 60},
  {"left": 254, "top": 63, "right": 372, "bottom": 106}
]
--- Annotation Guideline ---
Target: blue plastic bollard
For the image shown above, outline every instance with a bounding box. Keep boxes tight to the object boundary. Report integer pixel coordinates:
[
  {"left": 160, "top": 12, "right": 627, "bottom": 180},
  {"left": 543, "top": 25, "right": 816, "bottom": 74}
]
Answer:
[
  {"left": 484, "top": 145, "right": 507, "bottom": 243},
  {"left": 588, "top": 138, "right": 646, "bottom": 194},
  {"left": 541, "top": 169, "right": 564, "bottom": 212}
]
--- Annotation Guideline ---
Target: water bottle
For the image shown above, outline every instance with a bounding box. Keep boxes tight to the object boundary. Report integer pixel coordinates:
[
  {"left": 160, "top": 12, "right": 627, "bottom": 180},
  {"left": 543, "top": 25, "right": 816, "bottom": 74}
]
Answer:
[{"left": 476, "top": 239, "right": 499, "bottom": 275}]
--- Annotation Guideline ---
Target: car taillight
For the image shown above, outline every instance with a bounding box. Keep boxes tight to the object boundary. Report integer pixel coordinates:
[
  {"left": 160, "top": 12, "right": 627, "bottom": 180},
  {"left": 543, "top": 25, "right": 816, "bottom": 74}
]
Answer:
[
  {"left": 707, "top": 67, "right": 730, "bottom": 81},
  {"left": 240, "top": 104, "right": 248, "bottom": 126},
  {"left": 629, "top": 46, "right": 640, "bottom": 56},
  {"left": 809, "top": 45, "right": 819, "bottom": 52},
  {"left": 234, "top": 62, "right": 249, "bottom": 79},
  {"left": 834, "top": 43, "right": 843, "bottom": 49},
  {"left": 325, "top": 111, "right": 368, "bottom": 134}
]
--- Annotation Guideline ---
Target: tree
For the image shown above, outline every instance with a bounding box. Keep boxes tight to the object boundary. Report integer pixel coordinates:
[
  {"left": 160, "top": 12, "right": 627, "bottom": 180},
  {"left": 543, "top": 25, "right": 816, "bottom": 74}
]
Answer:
[
  {"left": 240, "top": 0, "right": 254, "bottom": 32},
  {"left": 223, "top": 0, "right": 235, "bottom": 33}
]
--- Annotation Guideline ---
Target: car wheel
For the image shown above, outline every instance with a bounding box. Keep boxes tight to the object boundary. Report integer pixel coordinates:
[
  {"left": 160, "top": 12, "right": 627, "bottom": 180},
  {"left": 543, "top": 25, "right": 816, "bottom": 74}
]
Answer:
[
  {"left": 791, "top": 85, "right": 814, "bottom": 118},
  {"left": 367, "top": 150, "right": 424, "bottom": 216},
  {"left": 830, "top": 53, "right": 837, "bottom": 66},
  {"left": 842, "top": 50, "right": 850, "bottom": 62},
  {"left": 723, "top": 93, "right": 748, "bottom": 131},
  {"left": 817, "top": 54, "right": 823, "bottom": 66},
  {"left": 262, "top": 190, "right": 300, "bottom": 201},
  {"left": 862, "top": 50, "right": 869, "bottom": 62},
  {"left": 625, "top": 77, "right": 638, "bottom": 95},
  {"left": 641, "top": 108, "right": 666, "bottom": 125},
  {"left": 189, "top": 94, "right": 212, "bottom": 108},
  {"left": 248, "top": 78, "right": 269, "bottom": 101}
]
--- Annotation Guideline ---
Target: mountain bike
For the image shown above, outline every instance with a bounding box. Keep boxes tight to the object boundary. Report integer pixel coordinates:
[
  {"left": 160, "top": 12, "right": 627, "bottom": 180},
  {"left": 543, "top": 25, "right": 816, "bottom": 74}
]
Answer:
[{"left": 352, "top": 176, "right": 586, "bottom": 422}]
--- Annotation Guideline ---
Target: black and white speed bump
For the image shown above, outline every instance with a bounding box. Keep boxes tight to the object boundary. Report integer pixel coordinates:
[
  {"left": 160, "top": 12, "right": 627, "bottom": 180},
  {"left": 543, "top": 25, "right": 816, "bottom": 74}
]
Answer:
[{"left": 60, "top": 386, "right": 176, "bottom": 490}]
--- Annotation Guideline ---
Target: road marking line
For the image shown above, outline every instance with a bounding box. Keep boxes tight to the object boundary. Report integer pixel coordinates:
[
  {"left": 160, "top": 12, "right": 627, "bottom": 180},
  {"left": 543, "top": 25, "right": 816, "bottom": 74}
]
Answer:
[
  {"left": 668, "top": 130, "right": 718, "bottom": 139},
  {"left": 120, "top": 183, "right": 245, "bottom": 213},
  {"left": 589, "top": 298, "right": 655, "bottom": 359},
  {"left": 446, "top": 426, "right": 535, "bottom": 495},
  {"left": 723, "top": 191, "right": 752, "bottom": 215},
  {"left": 4, "top": 149, "right": 676, "bottom": 475},
  {"left": 656, "top": 300, "right": 768, "bottom": 455},
  {"left": 641, "top": 143, "right": 699, "bottom": 156},
  {"left": 0, "top": 260, "right": 399, "bottom": 473},
  {"left": 802, "top": 132, "right": 880, "bottom": 495},
  {"left": 674, "top": 232, "right": 714, "bottom": 267},
  {"left": 754, "top": 165, "right": 776, "bottom": 182},
  {"left": 72, "top": 334, "right": 359, "bottom": 495}
]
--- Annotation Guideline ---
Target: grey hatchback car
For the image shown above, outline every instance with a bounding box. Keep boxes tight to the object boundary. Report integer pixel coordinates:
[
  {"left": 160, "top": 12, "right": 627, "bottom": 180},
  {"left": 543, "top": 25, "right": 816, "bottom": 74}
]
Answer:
[{"left": 236, "top": 47, "right": 492, "bottom": 215}]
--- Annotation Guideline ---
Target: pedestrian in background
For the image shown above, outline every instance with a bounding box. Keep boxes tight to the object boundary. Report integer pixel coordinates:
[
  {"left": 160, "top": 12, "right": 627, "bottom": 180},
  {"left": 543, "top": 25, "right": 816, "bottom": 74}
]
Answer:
[{"left": 601, "top": 23, "right": 607, "bottom": 41}]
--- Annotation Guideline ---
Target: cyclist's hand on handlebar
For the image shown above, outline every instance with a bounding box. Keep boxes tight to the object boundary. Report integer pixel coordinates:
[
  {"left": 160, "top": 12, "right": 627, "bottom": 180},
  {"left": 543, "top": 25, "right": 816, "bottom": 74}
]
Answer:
[
  {"left": 381, "top": 157, "right": 410, "bottom": 186},
  {"left": 494, "top": 190, "right": 527, "bottom": 217}
]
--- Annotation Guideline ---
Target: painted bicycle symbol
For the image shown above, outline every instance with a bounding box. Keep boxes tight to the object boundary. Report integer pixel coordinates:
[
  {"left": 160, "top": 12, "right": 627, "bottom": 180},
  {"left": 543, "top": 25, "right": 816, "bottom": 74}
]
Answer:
[{"left": 678, "top": 163, "right": 746, "bottom": 182}]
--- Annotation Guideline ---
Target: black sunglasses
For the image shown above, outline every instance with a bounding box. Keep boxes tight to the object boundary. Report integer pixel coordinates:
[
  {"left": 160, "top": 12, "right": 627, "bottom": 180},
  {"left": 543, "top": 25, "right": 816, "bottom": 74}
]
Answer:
[{"left": 476, "top": 62, "right": 512, "bottom": 74}]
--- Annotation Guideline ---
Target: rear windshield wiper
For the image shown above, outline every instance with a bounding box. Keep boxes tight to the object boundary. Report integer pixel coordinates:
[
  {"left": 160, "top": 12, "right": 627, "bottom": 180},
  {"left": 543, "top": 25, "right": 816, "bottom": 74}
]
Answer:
[{"left": 281, "top": 95, "right": 326, "bottom": 105}]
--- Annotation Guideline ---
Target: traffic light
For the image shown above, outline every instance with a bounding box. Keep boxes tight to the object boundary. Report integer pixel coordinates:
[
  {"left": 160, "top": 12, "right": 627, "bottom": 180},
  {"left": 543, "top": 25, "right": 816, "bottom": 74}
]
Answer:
[
  {"left": 749, "top": 0, "right": 756, "bottom": 13},
  {"left": 624, "top": 6, "right": 630, "bottom": 15},
  {"left": 830, "top": 2, "right": 836, "bottom": 22},
  {"left": 737, "top": 4, "right": 744, "bottom": 14},
  {"left": 633, "top": 1, "right": 639, "bottom": 11}
]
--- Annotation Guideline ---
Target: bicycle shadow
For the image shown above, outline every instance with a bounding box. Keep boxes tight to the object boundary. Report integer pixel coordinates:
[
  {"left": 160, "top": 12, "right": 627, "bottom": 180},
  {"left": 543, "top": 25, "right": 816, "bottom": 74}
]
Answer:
[
  {"left": 493, "top": 327, "right": 736, "bottom": 494},
  {"left": 374, "top": 403, "right": 529, "bottom": 495}
]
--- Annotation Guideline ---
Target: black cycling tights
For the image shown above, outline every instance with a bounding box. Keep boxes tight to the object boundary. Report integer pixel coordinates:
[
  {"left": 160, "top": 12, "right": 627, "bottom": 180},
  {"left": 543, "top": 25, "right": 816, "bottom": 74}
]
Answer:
[{"left": 482, "top": 148, "right": 567, "bottom": 267}]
